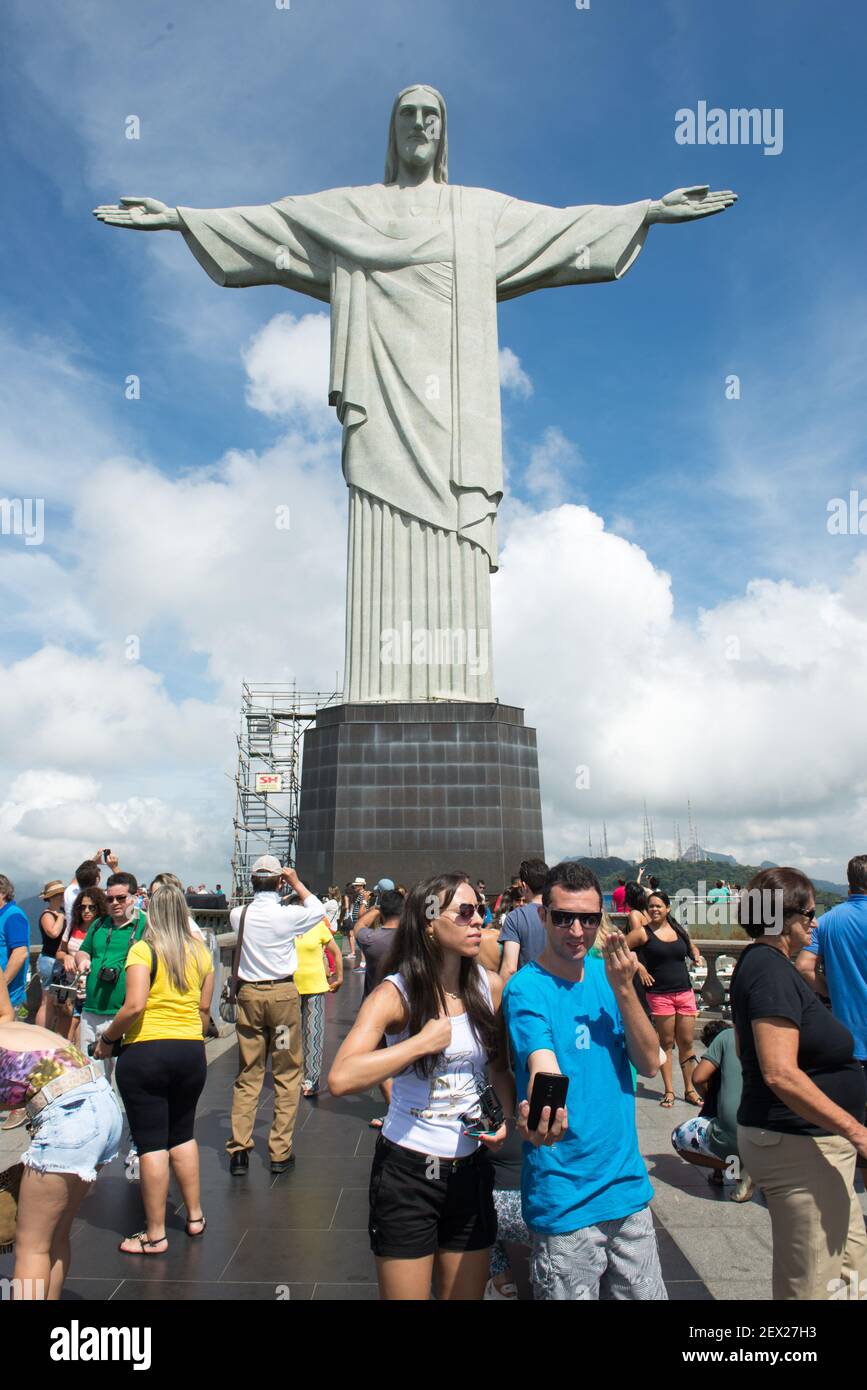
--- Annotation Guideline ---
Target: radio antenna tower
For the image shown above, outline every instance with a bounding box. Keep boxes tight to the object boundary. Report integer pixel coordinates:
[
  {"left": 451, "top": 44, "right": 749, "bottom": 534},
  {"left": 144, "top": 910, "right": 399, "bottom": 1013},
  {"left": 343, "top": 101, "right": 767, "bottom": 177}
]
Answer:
[
  {"left": 684, "top": 800, "right": 704, "bottom": 863},
  {"left": 674, "top": 821, "right": 683, "bottom": 861},
  {"left": 588, "top": 824, "right": 593, "bottom": 857},
  {"left": 601, "top": 821, "right": 609, "bottom": 858},
  {"left": 641, "top": 801, "right": 656, "bottom": 861}
]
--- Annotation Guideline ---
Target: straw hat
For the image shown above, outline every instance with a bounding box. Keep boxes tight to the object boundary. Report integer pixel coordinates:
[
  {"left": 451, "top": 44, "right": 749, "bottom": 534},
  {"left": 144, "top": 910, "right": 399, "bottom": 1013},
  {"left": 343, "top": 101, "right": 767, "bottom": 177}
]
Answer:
[{"left": 41, "top": 880, "right": 65, "bottom": 900}]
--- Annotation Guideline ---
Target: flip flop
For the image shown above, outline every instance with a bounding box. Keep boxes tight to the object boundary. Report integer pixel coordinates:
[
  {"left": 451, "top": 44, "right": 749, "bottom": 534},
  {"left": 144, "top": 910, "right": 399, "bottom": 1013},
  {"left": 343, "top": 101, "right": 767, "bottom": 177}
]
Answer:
[
  {"left": 684, "top": 1089, "right": 703, "bottom": 1107},
  {"left": 660, "top": 1092, "right": 675, "bottom": 1108},
  {"left": 119, "top": 1231, "right": 168, "bottom": 1256}
]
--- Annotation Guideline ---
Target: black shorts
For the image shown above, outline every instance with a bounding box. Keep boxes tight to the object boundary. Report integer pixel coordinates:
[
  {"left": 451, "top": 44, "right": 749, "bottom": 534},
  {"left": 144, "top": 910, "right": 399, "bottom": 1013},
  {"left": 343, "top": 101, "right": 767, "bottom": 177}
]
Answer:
[
  {"left": 368, "top": 1134, "right": 497, "bottom": 1259},
  {"left": 116, "top": 1039, "right": 207, "bottom": 1154}
]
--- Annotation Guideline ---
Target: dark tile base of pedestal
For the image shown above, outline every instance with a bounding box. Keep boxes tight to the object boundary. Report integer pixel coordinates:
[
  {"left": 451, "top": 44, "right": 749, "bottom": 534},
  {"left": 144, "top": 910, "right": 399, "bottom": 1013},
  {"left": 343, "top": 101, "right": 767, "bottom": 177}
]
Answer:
[{"left": 295, "top": 702, "right": 544, "bottom": 891}]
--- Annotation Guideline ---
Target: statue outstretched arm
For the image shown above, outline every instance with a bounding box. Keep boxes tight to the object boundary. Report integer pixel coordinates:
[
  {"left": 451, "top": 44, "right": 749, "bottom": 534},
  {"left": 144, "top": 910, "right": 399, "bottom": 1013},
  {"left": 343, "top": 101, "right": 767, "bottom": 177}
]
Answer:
[{"left": 95, "top": 194, "right": 331, "bottom": 301}]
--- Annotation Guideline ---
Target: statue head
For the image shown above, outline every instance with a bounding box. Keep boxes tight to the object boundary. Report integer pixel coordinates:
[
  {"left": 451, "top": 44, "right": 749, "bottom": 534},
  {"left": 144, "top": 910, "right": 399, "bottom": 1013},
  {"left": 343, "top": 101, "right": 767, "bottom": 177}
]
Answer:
[{"left": 384, "top": 84, "right": 448, "bottom": 184}]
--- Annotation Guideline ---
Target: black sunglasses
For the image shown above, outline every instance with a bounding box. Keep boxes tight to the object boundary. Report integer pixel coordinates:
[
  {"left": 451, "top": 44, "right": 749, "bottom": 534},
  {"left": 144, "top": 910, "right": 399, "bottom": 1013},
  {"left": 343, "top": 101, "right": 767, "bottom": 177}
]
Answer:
[
  {"left": 447, "top": 902, "right": 480, "bottom": 923},
  {"left": 549, "top": 910, "right": 603, "bottom": 929}
]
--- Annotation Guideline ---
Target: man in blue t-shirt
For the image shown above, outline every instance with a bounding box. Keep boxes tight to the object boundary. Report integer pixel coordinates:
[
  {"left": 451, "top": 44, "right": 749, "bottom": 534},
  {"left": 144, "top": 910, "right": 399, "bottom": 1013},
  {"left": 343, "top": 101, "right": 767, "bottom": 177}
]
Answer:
[
  {"left": 504, "top": 860, "right": 667, "bottom": 1300},
  {"left": 498, "top": 857, "right": 548, "bottom": 983},
  {"left": 797, "top": 853, "right": 867, "bottom": 1064},
  {"left": 0, "top": 874, "right": 31, "bottom": 1009}
]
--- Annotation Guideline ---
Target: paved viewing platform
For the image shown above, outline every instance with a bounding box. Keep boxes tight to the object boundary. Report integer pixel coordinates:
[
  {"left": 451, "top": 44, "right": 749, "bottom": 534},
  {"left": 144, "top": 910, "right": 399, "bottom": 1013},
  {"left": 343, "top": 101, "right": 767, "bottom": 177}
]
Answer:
[{"left": 3, "top": 969, "right": 864, "bottom": 1301}]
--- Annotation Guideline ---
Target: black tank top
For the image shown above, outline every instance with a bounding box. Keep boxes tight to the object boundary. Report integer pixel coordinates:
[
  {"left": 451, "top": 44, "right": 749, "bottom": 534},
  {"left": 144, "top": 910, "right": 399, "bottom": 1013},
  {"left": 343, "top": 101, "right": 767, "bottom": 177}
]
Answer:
[
  {"left": 642, "top": 925, "right": 691, "bottom": 994},
  {"left": 39, "top": 911, "right": 63, "bottom": 959}
]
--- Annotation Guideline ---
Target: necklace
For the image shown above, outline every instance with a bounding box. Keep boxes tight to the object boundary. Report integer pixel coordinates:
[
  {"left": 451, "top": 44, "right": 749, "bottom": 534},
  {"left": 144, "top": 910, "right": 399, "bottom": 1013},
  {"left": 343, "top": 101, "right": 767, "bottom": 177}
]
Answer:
[{"left": 444, "top": 988, "right": 462, "bottom": 1000}]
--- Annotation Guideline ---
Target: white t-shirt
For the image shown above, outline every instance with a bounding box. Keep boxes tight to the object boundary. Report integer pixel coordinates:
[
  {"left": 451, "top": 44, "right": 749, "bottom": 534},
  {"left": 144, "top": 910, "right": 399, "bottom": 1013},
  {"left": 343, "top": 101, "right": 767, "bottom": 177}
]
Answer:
[
  {"left": 230, "top": 891, "right": 326, "bottom": 982},
  {"left": 64, "top": 880, "right": 80, "bottom": 929},
  {"left": 381, "top": 966, "right": 494, "bottom": 1159}
]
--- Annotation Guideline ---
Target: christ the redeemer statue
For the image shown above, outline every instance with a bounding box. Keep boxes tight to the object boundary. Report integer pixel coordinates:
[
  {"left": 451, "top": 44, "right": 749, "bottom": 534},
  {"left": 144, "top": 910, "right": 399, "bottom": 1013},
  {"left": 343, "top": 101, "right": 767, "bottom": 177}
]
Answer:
[{"left": 95, "top": 85, "right": 735, "bottom": 704}]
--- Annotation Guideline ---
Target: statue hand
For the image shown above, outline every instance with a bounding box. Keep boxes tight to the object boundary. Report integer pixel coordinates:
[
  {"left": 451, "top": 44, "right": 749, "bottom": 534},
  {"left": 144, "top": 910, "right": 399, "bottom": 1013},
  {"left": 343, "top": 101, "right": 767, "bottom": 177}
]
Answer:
[
  {"left": 647, "top": 185, "right": 737, "bottom": 224},
  {"left": 92, "top": 197, "right": 181, "bottom": 231}
]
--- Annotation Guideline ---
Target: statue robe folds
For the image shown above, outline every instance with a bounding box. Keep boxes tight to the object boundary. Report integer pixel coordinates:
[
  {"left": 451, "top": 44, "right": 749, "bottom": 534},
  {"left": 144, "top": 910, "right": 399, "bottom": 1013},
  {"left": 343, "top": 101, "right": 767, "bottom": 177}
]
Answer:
[{"left": 177, "top": 185, "right": 650, "bottom": 702}]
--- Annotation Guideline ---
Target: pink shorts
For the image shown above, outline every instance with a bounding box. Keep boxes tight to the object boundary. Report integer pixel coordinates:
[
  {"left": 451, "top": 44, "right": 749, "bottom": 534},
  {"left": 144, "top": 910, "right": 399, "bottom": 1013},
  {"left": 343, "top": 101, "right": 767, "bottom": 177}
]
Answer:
[{"left": 647, "top": 988, "right": 698, "bottom": 1017}]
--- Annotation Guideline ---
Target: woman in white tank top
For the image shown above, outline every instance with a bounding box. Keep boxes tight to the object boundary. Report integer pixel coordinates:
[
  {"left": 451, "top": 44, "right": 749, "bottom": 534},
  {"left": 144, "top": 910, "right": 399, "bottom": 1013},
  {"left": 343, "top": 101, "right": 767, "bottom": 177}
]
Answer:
[{"left": 328, "top": 873, "right": 514, "bottom": 1301}]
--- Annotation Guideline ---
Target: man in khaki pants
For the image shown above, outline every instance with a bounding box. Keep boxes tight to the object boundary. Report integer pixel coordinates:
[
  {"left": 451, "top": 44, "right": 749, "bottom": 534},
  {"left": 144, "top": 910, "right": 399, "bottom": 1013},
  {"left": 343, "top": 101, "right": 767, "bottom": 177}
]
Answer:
[{"left": 227, "top": 859, "right": 325, "bottom": 1175}]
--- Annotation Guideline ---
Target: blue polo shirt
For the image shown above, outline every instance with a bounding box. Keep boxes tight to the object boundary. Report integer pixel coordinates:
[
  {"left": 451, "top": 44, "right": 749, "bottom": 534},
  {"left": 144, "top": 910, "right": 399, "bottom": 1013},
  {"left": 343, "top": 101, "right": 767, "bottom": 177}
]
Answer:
[
  {"left": 0, "top": 901, "right": 31, "bottom": 1007},
  {"left": 803, "top": 896, "right": 867, "bottom": 1059},
  {"left": 504, "top": 957, "right": 653, "bottom": 1235}
]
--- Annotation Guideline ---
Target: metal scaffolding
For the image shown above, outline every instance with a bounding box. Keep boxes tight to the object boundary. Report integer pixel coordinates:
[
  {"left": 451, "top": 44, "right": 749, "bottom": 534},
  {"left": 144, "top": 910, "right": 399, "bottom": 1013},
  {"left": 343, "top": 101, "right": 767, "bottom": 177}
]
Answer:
[{"left": 230, "top": 682, "right": 340, "bottom": 903}]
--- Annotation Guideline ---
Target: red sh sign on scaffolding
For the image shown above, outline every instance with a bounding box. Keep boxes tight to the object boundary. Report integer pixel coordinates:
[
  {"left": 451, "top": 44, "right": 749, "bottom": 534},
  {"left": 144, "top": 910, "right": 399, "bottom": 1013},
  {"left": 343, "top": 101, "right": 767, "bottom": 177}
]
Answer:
[{"left": 255, "top": 774, "right": 283, "bottom": 794}]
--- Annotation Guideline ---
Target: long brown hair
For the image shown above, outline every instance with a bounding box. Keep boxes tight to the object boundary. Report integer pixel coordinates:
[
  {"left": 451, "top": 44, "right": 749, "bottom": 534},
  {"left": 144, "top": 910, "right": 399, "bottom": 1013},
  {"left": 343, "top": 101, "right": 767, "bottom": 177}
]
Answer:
[
  {"left": 381, "top": 873, "right": 497, "bottom": 1076},
  {"left": 70, "top": 885, "right": 108, "bottom": 933}
]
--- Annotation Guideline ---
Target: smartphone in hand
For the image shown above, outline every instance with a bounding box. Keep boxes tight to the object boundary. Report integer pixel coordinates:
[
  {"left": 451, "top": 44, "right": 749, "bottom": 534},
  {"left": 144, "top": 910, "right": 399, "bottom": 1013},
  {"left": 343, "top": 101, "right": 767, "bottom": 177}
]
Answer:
[{"left": 527, "top": 1071, "right": 569, "bottom": 1132}]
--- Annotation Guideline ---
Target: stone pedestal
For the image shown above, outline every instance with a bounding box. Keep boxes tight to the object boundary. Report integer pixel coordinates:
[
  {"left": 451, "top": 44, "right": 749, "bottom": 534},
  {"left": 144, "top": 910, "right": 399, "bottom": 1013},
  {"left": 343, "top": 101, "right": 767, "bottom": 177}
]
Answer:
[{"left": 295, "top": 701, "right": 544, "bottom": 892}]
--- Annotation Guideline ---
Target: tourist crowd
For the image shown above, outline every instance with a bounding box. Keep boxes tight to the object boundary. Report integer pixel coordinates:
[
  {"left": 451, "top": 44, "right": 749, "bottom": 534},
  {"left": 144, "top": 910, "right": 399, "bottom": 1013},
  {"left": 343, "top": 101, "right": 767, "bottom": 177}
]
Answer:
[{"left": 1, "top": 848, "right": 865, "bottom": 1302}]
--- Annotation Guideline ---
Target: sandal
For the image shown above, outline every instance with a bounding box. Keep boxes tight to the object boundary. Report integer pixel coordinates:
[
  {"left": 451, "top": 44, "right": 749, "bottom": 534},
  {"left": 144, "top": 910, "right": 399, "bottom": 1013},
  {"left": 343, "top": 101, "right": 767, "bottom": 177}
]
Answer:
[
  {"left": 119, "top": 1231, "right": 168, "bottom": 1256},
  {"left": 185, "top": 1214, "right": 207, "bottom": 1238},
  {"left": 660, "top": 1092, "right": 675, "bottom": 1108},
  {"left": 684, "top": 1089, "right": 702, "bottom": 1107}
]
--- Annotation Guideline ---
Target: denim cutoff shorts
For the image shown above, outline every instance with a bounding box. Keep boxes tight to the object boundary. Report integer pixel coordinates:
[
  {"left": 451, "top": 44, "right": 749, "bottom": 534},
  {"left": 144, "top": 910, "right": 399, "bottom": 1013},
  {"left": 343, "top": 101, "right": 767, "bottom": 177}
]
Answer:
[
  {"left": 37, "top": 954, "right": 58, "bottom": 989},
  {"left": 23, "top": 1076, "right": 123, "bottom": 1182}
]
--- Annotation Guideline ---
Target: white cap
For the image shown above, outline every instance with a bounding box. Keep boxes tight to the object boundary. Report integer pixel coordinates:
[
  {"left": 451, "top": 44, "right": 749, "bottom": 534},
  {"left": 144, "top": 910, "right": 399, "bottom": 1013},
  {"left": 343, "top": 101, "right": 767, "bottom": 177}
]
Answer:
[{"left": 252, "top": 855, "right": 282, "bottom": 875}]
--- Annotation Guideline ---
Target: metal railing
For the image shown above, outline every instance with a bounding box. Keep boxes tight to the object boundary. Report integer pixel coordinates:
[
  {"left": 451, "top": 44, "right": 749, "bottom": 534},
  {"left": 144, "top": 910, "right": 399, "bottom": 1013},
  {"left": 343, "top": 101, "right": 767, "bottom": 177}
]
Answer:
[
  {"left": 608, "top": 913, "right": 746, "bottom": 1013},
  {"left": 28, "top": 914, "right": 744, "bottom": 1014}
]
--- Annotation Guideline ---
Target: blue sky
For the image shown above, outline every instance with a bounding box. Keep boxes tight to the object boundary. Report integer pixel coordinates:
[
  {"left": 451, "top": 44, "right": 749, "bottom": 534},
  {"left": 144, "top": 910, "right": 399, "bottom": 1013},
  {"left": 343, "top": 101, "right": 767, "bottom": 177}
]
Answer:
[{"left": 2, "top": 0, "right": 866, "bottom": 888}]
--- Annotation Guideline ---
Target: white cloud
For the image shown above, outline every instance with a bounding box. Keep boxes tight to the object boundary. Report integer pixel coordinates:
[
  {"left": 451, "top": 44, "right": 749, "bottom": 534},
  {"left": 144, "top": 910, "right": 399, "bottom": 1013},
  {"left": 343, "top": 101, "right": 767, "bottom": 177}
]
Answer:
[
  {"left": 0, "top": 326, "right": 129, "bottom": 503},
  {"left": 242, "top": 312, "right": 334, "bottom": 431},
  {"left": 68, "top": 430, "right": 346, "bottom": 697},
  {"left": 0, "top": 647, "right": 229, "bottom": 773},
  {"left": 522, "top": 426, "right": 582, "bottom": 508},
  {"left": 493, "top": 502, "right": 867, "bottom": 881},
  {"left": 498, "top": 347, "right": 533, "bottom": 399},
  {"left": 1, "top": 771, "right": 225, "bottom": 893}
]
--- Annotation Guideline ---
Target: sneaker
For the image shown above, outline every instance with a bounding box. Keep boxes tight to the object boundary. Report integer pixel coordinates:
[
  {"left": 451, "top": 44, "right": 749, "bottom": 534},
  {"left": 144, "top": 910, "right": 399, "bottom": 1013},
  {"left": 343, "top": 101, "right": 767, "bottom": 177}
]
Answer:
[{"left": 484, "top": 1277, "right": 518, "bottom": 1301}]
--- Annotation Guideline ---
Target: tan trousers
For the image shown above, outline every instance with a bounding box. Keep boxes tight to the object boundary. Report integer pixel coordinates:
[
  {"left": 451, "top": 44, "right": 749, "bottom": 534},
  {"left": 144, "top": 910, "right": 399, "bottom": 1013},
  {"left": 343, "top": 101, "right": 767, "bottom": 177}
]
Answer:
[
  {"left": 739, "top": 1124, "right": 867, "bottom": 1300},
  {"left": 228, "top": 980, "right": 302, "bottom": 1163}
]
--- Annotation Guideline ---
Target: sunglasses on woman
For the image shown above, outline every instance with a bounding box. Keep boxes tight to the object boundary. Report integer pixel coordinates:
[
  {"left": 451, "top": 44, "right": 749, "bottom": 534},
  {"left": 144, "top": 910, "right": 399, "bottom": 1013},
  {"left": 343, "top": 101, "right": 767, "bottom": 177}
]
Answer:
[
  {"left": 549, "top": 909, "right": 603, "bottom": 929},
  {"left": 80, "top": 902, "right": 96, "bottom": 912},
  {"left": 446, "top": 902, "right": 480, "bottom": 923}
]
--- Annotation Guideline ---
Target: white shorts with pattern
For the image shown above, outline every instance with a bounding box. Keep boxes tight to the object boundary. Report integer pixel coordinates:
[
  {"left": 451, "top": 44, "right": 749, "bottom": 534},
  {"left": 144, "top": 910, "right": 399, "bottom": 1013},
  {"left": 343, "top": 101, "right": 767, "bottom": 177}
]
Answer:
[{"left": 530, "top": 1206, "right": 668, "bottom": 1301}]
